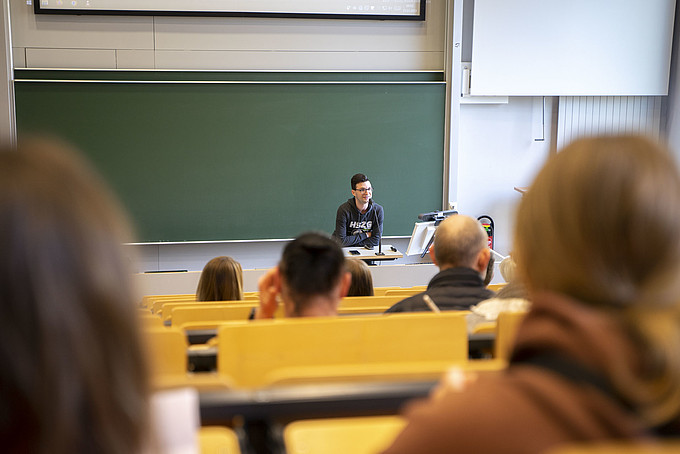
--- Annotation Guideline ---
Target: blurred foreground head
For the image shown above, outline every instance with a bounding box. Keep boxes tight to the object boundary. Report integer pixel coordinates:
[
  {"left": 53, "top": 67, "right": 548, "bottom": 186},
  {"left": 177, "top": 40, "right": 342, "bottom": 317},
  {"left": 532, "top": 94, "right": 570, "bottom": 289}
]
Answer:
[
  {"left": 0, "top": 138, "right": 149, "bottom": 453},
  {"left": 514, "top": 135, "right": 680, "bottom": 424},
  {"left": 515, "top": 135, "right": 680, "bottom": 307}
]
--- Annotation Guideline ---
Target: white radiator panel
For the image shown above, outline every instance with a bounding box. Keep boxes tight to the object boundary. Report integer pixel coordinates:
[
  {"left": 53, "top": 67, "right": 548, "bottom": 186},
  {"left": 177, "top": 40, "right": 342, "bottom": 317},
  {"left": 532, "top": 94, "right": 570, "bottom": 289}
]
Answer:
[{"left": 557, "top": 96, "right": 663, "bottom": 150}]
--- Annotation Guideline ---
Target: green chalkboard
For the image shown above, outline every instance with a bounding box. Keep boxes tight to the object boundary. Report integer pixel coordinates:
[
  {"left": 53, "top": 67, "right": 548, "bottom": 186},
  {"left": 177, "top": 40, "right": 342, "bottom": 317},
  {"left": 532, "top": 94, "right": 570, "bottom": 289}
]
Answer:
[{"left": 14, "top": 70, "right": 445, "bottom": 242}]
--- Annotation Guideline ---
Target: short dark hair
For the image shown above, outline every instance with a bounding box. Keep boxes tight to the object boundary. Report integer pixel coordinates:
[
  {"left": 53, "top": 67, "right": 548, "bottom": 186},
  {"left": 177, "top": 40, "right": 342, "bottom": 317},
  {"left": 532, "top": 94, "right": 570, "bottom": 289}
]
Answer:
[
  {"left": 351, "top": 173, "right": 369, "bottom": 190},
  {"left": 279, "top": 232, "right": 346, "bottom": 312}
]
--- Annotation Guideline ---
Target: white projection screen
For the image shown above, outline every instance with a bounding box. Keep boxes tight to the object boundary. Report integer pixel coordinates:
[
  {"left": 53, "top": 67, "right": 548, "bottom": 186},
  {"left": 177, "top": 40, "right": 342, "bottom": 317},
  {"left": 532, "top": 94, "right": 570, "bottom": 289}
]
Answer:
[
  {"left": 471, "top": 0, "right": 675, "bottom": 96},
  {"left": 34, "top": 0, "right": 426, "bottom": 20}
]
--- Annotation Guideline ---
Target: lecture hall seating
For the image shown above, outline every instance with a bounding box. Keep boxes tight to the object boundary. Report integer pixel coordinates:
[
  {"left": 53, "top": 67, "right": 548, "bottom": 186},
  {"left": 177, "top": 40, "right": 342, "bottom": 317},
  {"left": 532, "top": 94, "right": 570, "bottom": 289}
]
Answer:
[
  {"left": 494, "top": 310, "right": 528, "bottom": 360},
  {"left": 216, "top": 311, "right": 470, "bottom": 388},
  {"left": 198, "top": 426, "right": 242, "bottom": 454},
  {"left": 284, "top": 415, "right": 406, "bottom": 454}
]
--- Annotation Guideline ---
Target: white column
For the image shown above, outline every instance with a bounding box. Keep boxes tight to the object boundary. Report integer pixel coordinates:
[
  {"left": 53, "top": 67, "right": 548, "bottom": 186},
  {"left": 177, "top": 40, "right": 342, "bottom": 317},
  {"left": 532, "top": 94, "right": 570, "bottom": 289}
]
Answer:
[
  {"left": 0, "top": 0, "right": 15, "bottom": 145},
  {"left": 445, "top": 0, "right": 463, "bottom": 211}
]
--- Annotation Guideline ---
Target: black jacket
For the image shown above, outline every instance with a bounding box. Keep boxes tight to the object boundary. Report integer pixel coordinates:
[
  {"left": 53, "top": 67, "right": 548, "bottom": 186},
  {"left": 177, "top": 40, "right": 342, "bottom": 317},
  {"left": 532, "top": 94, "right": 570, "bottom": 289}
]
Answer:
[{"left": 385, "top": 267, "right": 495, "bottom": 313}]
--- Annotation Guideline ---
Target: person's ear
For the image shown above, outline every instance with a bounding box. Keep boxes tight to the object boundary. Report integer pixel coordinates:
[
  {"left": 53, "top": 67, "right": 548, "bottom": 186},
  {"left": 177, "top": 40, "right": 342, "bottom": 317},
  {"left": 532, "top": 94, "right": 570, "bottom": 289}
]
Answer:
[
  {"left": 476, "top": 248, "right": 491, "bottom": 273},
  {"left": 429, "top": 245, "right": 438, "bottom": 266},
  {"left": 338, "top": 271, "right": 352, "bottom": 299},
  {"left": 280, "top": 280, "right": 296, "bottom": 317},
  {"left": 273, "top": 266, "right": 282, "bottom": 290}
]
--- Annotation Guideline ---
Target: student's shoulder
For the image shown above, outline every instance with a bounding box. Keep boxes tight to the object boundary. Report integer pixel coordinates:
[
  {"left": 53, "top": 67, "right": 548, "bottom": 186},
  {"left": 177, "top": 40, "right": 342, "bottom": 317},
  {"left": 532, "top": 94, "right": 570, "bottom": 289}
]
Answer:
[
  {"left": 385, "top": 293, "right": 427, "bottom": 313},
  {"left": 384, "top": 373, "right": 560, "bottom": 454}
]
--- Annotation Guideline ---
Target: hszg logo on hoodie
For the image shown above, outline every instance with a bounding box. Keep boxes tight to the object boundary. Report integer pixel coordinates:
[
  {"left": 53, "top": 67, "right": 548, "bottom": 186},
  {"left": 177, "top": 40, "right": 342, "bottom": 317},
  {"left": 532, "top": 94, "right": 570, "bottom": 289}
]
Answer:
[{"left": 350, "top": 220, "right": 372, "bottom": 235}]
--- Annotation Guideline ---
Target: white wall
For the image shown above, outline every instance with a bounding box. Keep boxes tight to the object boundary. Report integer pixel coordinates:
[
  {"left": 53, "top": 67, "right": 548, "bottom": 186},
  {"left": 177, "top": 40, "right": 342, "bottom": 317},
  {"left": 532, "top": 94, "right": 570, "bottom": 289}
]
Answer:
[
  {"left": 450, "top": 0, "right": 554, "bottom": 257},
  {"left": 127, "top": 237, "right": 432, "bottom": 273},
  {"left": 455, "top": 97, "right": 553, "bottom": 256},
  {"left": 10, "top": 0, "right": 445, "bottom": 70},
  {"left": 133, "top": 262, "right": 439, "bottom": 296}
]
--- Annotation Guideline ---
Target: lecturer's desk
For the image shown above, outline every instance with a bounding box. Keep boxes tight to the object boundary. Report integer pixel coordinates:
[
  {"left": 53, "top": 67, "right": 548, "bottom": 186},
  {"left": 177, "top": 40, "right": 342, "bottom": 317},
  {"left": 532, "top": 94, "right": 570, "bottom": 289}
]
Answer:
[{"left": 343, "top": 244, "right": 403, "bottom": 263}]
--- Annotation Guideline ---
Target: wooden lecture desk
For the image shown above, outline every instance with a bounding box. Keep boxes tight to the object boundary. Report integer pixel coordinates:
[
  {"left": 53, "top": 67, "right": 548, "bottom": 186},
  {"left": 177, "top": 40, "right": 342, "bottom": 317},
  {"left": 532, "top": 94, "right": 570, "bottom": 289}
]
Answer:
[{"left": 343, "top": 244, "right": 403, "bottom": 264}]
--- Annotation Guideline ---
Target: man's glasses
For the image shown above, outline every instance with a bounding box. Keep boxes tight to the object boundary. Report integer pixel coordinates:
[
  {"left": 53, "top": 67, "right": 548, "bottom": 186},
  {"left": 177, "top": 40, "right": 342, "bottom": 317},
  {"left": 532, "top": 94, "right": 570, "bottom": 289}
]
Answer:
[{"left": 354, "top": 187, "right": 373, "bottom": 193}]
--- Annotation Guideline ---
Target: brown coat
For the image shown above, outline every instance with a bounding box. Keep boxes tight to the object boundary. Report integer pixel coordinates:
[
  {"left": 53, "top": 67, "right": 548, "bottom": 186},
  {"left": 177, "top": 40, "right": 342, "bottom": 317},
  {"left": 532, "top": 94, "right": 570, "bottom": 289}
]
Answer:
[{"left": 383, "top": 292, "right": 663, "bottom": 454}]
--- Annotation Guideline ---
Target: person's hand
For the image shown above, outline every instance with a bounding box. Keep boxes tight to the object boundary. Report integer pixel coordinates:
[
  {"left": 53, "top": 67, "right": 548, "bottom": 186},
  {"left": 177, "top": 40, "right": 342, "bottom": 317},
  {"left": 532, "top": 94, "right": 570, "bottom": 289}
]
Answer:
[
  {"left": 366, "top": 232, "right": 372, "bottom": 238},
  {"left": 255, "top": 267, "right": 281, "bottom": 319}
]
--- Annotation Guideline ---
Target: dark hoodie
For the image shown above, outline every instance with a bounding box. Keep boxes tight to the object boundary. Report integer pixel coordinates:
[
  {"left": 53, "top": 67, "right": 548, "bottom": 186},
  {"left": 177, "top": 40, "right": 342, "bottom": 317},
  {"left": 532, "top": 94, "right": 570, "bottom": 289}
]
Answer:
[{"left": 332, "top": 197, "right": 384, "bottom": 247}]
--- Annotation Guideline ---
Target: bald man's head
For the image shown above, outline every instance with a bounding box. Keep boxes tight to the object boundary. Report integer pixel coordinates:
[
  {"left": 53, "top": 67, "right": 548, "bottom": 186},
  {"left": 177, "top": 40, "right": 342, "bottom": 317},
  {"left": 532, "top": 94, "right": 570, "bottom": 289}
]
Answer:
[{"left": 433, "top": 215, "right": 489, "bottom": 270}]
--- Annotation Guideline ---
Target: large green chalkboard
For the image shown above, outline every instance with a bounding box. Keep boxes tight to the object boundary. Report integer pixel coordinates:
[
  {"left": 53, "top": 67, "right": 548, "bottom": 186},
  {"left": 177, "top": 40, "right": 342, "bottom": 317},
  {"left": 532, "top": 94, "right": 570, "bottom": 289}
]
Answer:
[{"left": 14, "top": 70, "right": 445, "bottom": 242}]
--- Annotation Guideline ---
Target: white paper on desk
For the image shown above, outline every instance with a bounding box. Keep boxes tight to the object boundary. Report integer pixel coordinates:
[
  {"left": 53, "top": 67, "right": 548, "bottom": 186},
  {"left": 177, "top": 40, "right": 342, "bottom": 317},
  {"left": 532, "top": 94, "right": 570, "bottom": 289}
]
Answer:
[{"left": 150, "top": 387, "right": 200, "bottom": 454}]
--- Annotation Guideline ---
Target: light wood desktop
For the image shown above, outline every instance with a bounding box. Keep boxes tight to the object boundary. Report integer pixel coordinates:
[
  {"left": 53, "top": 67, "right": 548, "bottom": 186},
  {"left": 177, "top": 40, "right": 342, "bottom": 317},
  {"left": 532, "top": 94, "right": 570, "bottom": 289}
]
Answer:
[{"left": 343, "top": 245, "right": 403, "bottom": 262}]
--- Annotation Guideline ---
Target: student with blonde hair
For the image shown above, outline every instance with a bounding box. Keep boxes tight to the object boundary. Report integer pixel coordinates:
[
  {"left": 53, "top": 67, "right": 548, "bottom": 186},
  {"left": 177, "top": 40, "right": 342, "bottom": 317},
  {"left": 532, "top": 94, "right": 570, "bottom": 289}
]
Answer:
[
  {"left": 0, "top": 138, "right": 150, "bottom": 453},
  {"left": 196, "top": 255, "right": 244, "bottom": 301},
  {"left": 383, "top": 135, "right": 680, "bottom": 453},
  {"left": 345, "top": 258, "right": 374, "bottom": 297}
]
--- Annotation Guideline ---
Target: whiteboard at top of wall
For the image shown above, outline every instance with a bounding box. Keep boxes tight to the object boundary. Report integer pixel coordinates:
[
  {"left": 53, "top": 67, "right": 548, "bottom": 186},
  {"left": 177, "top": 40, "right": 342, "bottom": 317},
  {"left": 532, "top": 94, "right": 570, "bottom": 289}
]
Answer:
[{"left": 470, "top": 0, "right": 676, "bottom": 96}]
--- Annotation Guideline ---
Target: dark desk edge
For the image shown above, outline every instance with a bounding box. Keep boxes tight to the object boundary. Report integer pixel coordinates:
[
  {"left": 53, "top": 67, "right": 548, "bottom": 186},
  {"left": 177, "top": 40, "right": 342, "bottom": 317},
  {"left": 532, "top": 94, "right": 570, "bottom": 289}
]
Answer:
[{"left": 200, "top": 380, "right": 435, "bottom": 423}]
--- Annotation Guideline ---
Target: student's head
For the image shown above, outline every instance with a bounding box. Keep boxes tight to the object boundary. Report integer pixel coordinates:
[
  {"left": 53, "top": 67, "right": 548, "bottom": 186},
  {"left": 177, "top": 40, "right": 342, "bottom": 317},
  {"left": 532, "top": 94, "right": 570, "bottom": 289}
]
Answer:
[
  {"left": 431, "top": 215, "right": 490, "bottom": 274},
  {"left": 514, "top": 135, "right": 680, "bottom": 424},
  {"left": 279, "top": 232, "right": 351, "bottom": 316},
  {"left": 345, "top": 258, "right": 375, "bottom": 297},
  {"left": 196, "top": 256, "right": 243, "bottom": 301},
  {"left": 0, "top": 138, "right": 149, "bottom": 453},
  {"left": 499, "top": 255, "right": 517, "bottom": 283}
]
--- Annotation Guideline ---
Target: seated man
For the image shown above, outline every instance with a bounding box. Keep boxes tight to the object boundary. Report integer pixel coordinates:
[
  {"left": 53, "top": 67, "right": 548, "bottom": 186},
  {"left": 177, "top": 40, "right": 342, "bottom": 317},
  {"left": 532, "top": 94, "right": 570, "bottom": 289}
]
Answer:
[
  {"left": 255, "top": 232, "right": 351, "bottom": 318},
  {"left": 332, "top": 173, "right": 384, "bottom": 248},
  {"left": 386, "top": 215, "right": 495, "bottom": 313}
]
